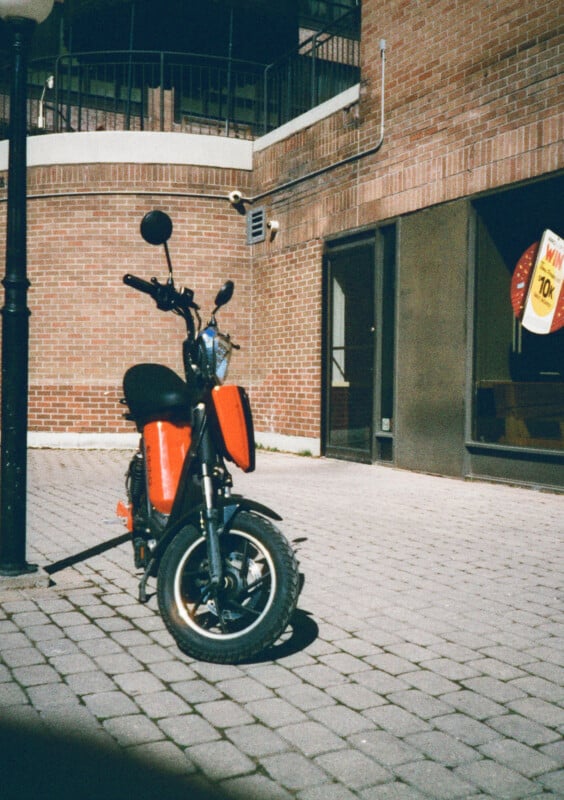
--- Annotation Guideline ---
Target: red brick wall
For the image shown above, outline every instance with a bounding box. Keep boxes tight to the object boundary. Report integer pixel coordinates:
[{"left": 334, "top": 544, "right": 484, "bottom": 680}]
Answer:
[
  {"left": 0, "top": 0, "right": 561, "bottom": 444},
  {"left": 249, "top": 0, "right": 563, "bottom": 441},
  {"left": 0, "top": 165, "right": 253, "bottom": 434}
]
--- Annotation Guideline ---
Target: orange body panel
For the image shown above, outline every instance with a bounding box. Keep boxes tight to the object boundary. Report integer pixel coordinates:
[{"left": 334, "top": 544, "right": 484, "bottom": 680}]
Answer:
[
  {"left": 212, "top": 385, "right": 254, "bottom": 472},
  {"left": 143, "top": 420, "right": 191, "bottom": 514}
]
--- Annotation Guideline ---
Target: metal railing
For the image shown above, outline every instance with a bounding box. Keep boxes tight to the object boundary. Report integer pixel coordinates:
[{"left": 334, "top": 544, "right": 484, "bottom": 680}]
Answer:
[{"left": 0, "top": 8, "right": 360, "bottom": 140}]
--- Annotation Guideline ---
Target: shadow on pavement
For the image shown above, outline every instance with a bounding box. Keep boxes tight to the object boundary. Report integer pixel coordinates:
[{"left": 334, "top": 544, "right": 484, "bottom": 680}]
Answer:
[
  {"left": 0, "top": 719, "right": 228, "bottom": 800},
  {"left": 241, "top": 608, "right": 319, "bottom": 664}
]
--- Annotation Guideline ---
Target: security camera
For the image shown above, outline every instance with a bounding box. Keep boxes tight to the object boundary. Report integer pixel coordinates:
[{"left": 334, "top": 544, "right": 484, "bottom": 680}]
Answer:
[
  {"left": 228, "top": 190, "right": 244, "bottom": 205},
  {"left": 267, "top": 220, "right": 280, "bottom": 233}
]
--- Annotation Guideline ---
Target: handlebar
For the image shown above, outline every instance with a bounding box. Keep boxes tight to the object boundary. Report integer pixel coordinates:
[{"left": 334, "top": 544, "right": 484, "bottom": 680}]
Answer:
[
  {"left": 123, "top": 273, "right": 198, "bottom": 319},
  {"left": 123, "top": 273, "right": 156, "bottom": 296}
]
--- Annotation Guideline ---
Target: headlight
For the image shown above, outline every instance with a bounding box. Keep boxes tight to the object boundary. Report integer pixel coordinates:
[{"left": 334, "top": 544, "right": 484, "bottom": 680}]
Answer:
[{"left": 200, "top": 326, "right": 233, "bottom": 383}]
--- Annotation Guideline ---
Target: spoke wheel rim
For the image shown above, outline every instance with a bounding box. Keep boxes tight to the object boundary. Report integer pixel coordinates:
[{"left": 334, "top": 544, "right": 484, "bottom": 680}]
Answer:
[{"left": 173, "top": 529, "right": 277, "bottom": 640}]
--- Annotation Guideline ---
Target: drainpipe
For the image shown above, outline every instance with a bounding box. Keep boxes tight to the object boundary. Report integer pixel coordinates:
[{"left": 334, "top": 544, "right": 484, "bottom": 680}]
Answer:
[{"left": 252, "top": 38, "right": 386, "bottom": 204}]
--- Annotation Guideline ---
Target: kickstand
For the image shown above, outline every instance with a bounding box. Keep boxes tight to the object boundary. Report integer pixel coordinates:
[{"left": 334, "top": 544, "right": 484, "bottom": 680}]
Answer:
[{"left": 138, "top": 559, "right": 155, "bottom": 603}]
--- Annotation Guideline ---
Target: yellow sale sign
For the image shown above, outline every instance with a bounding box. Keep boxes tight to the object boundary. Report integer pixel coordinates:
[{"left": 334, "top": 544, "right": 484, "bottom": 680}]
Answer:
[{"left": 513, "top": 229, "right": 564, "bottom": 334}]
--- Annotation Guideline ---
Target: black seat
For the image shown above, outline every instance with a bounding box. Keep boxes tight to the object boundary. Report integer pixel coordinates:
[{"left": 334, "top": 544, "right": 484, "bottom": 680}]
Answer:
[{"left": 123, "top": 363, "right": 193, "bottom": 425}]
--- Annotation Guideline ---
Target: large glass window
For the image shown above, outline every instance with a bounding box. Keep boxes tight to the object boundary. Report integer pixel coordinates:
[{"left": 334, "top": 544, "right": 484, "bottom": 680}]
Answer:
[{"left": 473, "top": 176, "right": 564, "bottom": 451}]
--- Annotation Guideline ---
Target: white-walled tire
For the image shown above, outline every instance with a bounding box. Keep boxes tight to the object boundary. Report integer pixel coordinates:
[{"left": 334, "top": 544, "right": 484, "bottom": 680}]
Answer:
[{"left": 157, "top": 512, "right": 300, "bottom": 663}]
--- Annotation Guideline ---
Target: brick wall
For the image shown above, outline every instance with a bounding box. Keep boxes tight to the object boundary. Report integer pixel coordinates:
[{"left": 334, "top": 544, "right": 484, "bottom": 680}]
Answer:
[
  {"left": 0, "top": 164, "right": 253, "bottom": 434},
  {"left": 0, "top": 0, "right": 561, "bottom": 445},
  {"left": 249, "top": 0, "right": 563, "bottom": 441}
]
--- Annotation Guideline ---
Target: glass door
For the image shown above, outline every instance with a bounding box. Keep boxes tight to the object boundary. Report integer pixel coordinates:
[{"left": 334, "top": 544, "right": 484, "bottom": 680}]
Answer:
[
  {"left": 323, "top": 227, "right": 396, "bottom": 463},
  {"left": 324, "top": 238, "right": 376, "bottom": 462}
]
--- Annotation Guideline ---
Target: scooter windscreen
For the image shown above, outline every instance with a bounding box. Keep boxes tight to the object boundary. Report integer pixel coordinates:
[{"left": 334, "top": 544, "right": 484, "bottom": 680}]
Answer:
[{"left": 199, "top": 326, "right": 233, "bottom": 383}]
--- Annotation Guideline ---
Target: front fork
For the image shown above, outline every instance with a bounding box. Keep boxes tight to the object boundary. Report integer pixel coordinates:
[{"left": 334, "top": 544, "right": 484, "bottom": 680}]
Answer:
[
  {"left": 195, "top": 403, "right": 227, "bottom": 590},
  {"left": 200, "top": 461, "right": 223, "bottom": 589}
]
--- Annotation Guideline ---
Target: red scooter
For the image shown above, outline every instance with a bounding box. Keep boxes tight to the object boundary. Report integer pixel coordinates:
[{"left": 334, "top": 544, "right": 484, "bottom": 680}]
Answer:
[{"left": 116, "top": 210, "right": 300, "bottom": 664}]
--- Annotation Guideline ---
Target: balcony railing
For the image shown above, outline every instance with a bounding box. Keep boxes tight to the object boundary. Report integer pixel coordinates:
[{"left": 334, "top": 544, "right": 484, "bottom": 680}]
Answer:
[{"left": 0, "top": 8, "right": 360, "bottom": 141}]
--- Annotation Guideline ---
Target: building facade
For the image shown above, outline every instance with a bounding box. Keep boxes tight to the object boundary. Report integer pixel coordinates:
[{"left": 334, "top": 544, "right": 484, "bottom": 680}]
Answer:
[{"left": 1, "top": 0, "right": 563, "bottom": 489}]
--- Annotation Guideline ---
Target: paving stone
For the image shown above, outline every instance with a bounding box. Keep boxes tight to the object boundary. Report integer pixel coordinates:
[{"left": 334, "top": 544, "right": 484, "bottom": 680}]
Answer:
[
  {"left": 135, "top": 690, "right": 192, "bottom": 718},
  {"left": 2, "top": 647, "right": 45, "bottom": 668},
  {"left": 316, "top": 749, "right": 391, "bottom": 788},
  {"left": 48, "top": 653, "right": 97, "bottom": 675},
  {"left": 309, "top": 703, "right": 373, "bottom": 735},
  {"left": 278, "top": 720, "right": 345, "bottom": 756},
  {"left": 216, "top": 676, "right": 275, "bottom": 702},
  {"left": 358, "top": 782, "right": 427, "bottom": 799},
  {"left": 488, "top": 713, "right": 561, "bottom": 746},
  {"left": 158, "top": 713, "right": 221, "bottom": 746},
  {"left": 400, "top": 670, "right": 460, "bottom": 696},
  {"left": 387, "top": 689, "right": 454, "bottom": 719},
  {"left": 510, "top": 675, "right": 564, "bottom": 702},
  {"left": 318, "top": 652, "right": 372, "bottom": 674},
  {"left": 196, "top": 699, "right": 254, "bottom": 728},
  {"left": 363, "top": 704, "right": 431, "bottom": 736},
  {"left": 455, "top": 759, "right": 539, "bottom": 799},
  {"left": 0, "top": 682, "right": 29, "bottom": 706},
  {"left": 245, "top": 696, "right": 308, "bottom": 727},
  {"left": 246, "top": 664, "right": 300, "bottom": 688},
  {"left": 103, "top": 713, "right": 165, "bottom": 746},
  {"left": 83, "top": 690, "right": 139, "bottom": 718},
  {"left": 93, "top": 652, "right": 142, "bottom": 674},
  {"left": 538, "top": 769, "right": 564, "bottom": 794},
  {"left": 277, "top": 682, "right": 334, "bottom": 711},
  {"left": 479, "top": 738, "right": 560, "bottom": 777},
  {"left": 226, "top": 723, "right": 289, "bottom": 757},
  {"left": 172, "top": 679, "right": 224, "bottom": 704},
  {"left": 12, "top": 664, "right": 62, "bottom": 686},
  {"left": 186, "top": 740, "right": 255, "bottom": 781},
  {"left": 149, "top": 660, "right": 197, "bottom": 683},
  {"left": 326, "top": 681, "right": 386, "bottom": 710},
  {"left": 507, "top": 697, "right": 564, "bottom": 728},
  {"left": 113, "top": 670, "right": 165, "bottom": 696},
  {"left": 26, "top": 683, "right": 80, "bottom": 710},
  {"left": 221, "top": 773, "right": 293, "bottom": 799},
  {"left": 65, "top": 670, "right": 116, "bottom": 695},
  {"left": 349, "top": 730, "right": 424, "bottom": 766},
  {"left": 395, "top": 760, "right": 475, "bottom": 799},
  {"left": 433, "top": 713, "right": 501, "bottom": 746},
  {"left": 365, "top": 653, "right": 417, "bottom": 675},
  {"left": 298, "top": 784, "right": 358, "bottom": 800},
  {"left": 423, "top": 657, "right": 480, "bottom": 681},
  {"left": 439, "top": 689, "right": 506, "bottom": 720},
  {"left": 540, "top": 739, "right": 564, "bottom": 765},
  {"left": 260, "top": 752, "right": 328, "bottom": 791},
  {"left": 293, "top": 663, "right": 346, "bottom": 688},
  {"left": 461, "top": 676, "right": 528, "bottom": 703}
]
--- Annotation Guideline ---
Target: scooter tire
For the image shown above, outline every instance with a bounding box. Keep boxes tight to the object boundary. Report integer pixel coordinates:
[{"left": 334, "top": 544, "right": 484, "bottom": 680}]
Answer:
[{"left": 157, "top": 511, "right": 300, "bottom": 664}]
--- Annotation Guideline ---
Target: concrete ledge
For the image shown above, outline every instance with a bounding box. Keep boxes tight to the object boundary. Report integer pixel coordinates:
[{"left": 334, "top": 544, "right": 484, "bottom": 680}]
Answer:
[
  {"left": 29, "top": 430, "right": 320, "bottom": 456},
  {"left": 255, "top": 432, "right": 320, "bottom": 456},
  {"left": 0, "top": 131, "right": 253, "bottom": 170},
  {"left": 28, "top": 432, "right": 139, "bottom": 450}
]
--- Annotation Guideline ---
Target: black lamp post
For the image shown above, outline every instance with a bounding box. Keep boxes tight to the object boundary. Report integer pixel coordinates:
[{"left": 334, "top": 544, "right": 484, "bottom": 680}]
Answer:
[{"left": 0, "top": 0, "right": 54, "bottom": 577}]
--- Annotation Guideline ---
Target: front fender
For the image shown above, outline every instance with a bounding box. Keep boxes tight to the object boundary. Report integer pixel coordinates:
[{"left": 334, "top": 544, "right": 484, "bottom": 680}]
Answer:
[{"left": 152, "top": 494, "right": 282, "bottom": 570}]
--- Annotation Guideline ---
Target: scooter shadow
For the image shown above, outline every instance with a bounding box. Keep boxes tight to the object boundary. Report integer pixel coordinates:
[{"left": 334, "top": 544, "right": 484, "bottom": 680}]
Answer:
[{"left": 241, "top": 608, "right": 319, "bottom": 664}]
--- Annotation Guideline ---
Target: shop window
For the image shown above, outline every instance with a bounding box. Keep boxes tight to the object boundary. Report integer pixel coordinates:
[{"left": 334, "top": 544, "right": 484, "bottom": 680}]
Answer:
[{"left": 473, "top": 177, "right": 564, "bottom": 451}]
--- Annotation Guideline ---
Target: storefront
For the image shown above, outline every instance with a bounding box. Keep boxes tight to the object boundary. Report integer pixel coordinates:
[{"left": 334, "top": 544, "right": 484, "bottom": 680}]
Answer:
[{"left": 321, "top": 173, "right": 563, "bottom": 490}]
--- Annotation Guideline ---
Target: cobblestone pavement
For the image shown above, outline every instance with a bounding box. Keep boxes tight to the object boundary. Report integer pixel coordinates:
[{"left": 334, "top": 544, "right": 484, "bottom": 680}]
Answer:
[{"left": 1, "top": 449, "right": 563, "bottom": 799}]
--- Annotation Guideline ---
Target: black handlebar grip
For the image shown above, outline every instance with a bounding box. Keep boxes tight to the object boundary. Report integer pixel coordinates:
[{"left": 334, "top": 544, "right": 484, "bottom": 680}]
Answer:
[{"left": 123, "top": 273, "right": 156, "bottom": 296}]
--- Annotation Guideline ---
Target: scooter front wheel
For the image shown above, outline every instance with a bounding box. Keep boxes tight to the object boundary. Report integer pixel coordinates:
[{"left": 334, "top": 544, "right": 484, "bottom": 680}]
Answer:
[{"left": 157, "top": 512, "right": 300, "bottom": 663}]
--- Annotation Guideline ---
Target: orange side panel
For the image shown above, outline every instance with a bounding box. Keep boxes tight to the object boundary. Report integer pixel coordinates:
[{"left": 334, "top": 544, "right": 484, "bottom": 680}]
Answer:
[
  {"left": 143, "top": 420, "right": 191, "bottom": 514},
  {"left": 212, "top": 385, "right": 254, "bottom": 472},
  {"left": 116, "top": 500, "right": 133, "bottom": 532}
]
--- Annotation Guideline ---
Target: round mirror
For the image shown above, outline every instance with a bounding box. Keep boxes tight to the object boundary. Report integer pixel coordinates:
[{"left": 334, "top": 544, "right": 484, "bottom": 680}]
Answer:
[
  {"left": 140, "top": 210, "right": 173, "bottom": 246},
  {"left": 214, "top": 280, "right": 234, "bottom": 309}
]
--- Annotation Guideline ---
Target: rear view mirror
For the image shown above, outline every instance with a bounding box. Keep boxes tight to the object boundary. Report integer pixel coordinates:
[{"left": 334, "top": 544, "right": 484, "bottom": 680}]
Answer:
[
  {"left": 140, "top": 210, "right": 173, "bottom": 246},
  {"left": 214, "top": 280, "right": 234, "bottom": 311}
]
